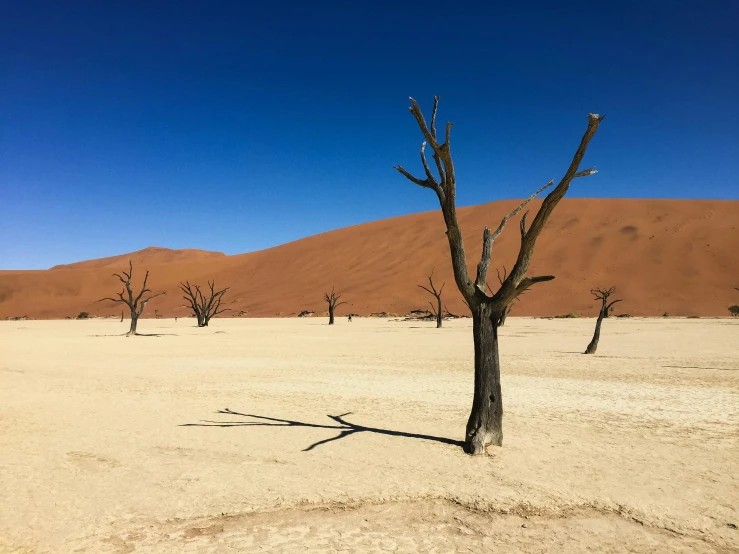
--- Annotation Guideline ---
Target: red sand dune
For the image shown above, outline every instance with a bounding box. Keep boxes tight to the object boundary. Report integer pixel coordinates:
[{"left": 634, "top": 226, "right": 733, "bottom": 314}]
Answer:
[
  {"left": 1, "top": 199, "right": 737, "bottom": 319},
  {"left": 49, "top": 246, "right": 226, "bottom": 271}
]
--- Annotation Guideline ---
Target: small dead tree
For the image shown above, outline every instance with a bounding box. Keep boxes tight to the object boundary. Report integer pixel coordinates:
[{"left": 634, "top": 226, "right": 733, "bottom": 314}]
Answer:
[
  {"left": 395, "top": 96, "right": 603, "bottom": 454},
  {"left": 584, "top": 287, "right": 622, "bottom": 354},
  {"left": 418, "top": 268, "right": 445, "bottom": 328},
  {"left": 179, "top": 281, "right": 230, "bottom": 327},
  {"left": 324, "top": 287, "right": 346, "bottom": 325},
  {"left": 97, "top": 261, "right": 166, "bottom": 336}
]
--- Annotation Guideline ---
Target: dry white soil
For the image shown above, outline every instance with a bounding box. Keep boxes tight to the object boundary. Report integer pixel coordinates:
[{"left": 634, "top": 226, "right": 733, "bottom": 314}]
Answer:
[{"left": 1, "top": 317, "right": 737, "bottom": 553}]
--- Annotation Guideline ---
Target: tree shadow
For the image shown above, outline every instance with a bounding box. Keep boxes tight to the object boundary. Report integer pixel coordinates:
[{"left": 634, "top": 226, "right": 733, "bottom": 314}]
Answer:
[
  {"left": 663, "top": 365, "right": 736, "bottom": 371},
  {"left": 181, "top": 409, "right": 465, "bottom": 452},
  {"left": 89, "top": 333, "right": 178, "bottom": 337}
]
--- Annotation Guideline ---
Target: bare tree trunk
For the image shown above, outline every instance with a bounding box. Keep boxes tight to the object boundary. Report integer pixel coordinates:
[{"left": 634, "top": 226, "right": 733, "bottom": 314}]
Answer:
[
  {"left": 436, "top": 296, "right": 442, "bottom": 328},
  {"left": 329, "top": 307, "right": 335, "bottom": 325},
  {"left": 128, "top": 314, "right": 138, "bottom": 336},
  {"left": 585, "top": 308, "right": 605, "bottom": 354},
  {"left": 465, "top": 303, "right": 503, "bottom": 454}
]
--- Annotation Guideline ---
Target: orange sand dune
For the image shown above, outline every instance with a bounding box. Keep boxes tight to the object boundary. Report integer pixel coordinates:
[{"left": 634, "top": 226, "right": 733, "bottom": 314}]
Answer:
[
  {"left": 1, "top": 199, "right": 737, "bottom": 319},
  {"left": 50, "top": 246, "right": 226, "bottom": 270}
]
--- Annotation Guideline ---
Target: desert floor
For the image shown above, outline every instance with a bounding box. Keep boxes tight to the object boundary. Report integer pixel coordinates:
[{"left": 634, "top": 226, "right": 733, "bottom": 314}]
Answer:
[{"left": 0, "top": 317, "right": 737, "bottom": 553}]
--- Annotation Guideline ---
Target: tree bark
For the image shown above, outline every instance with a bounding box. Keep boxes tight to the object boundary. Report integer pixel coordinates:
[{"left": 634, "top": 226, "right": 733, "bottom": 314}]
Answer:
[
  {"left": 128, "top": 314, "right": 138, "bottom": 336},
  {"left": 329, "top": 307, "right": 335, "bottom": 325},
  {"left": 465, "top": 303, "right": 503, "bottom": 454},
  {"left": 436, "top": 296, "right": 442, "bottom": 328},
  {"left": 585, "top": 308, "right": 604, "bottom": 354}
]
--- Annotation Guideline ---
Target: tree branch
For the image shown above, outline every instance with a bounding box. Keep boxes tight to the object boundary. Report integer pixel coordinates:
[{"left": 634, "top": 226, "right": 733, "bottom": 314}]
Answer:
[
  {"left": 133, "top": 270, "right": 151, "bottom": 305},
  {"left": 419, "top": 142, "right": 438, "bottom": 186},
  {"left": 475, "top": 181, "right": 554, "bottom": 291},
  {"left": 430, "top": 96, "right": 439, "bottom": 139},
  {"left": 574, "top": 167, "right": 598, "bottom": 178},
  {"left": 515, "top": 275, "right": 555, "bottom": 296},
  {"left": 497, "top": 113, "right": 604, "bottom": 303},
  {"left": 396, "top": 97, "right": 476, "bottom": 302},
  {"left": 408, "top": 97, "right": 440, "bottom": 149}
]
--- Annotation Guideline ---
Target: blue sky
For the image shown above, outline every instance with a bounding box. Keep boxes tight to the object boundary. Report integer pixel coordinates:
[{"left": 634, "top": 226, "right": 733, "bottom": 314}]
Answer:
[{"left": 1, "top": 1, "right": 737, "bottom": 269}]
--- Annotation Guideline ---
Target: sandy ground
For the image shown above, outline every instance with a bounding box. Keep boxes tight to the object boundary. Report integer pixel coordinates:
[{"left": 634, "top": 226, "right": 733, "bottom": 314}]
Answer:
[{"left": 0, "top": 316, "right": 737, "bottom": 553}]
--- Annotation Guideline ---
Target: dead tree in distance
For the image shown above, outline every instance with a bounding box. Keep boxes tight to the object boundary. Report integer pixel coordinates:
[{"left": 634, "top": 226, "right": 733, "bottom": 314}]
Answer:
[
  {"left": 179, "top": 281, "right": 230, "bottom": 327},
  {"left": 324, "top": 287, "right": 347, "bottom": 325},
  {"left": 395, "top": 96, "right": 603, "bottom": 454},
  {"left": 584, "top": 287, "right": 622, "bottom": 354},
  {"left": 97, "top": 261, "right": 166, "bottom": 336},
  {"left": 418, "top": 268, "right": 445, "bottom": 328}
]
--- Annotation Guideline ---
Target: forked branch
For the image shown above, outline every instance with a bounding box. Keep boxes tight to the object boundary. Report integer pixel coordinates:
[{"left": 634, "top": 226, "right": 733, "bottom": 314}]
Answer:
[
  {"left": 396, "top": 98, "right": 603, "bottom": 309},
  {"left": 475, "top": 180, "right": 554, "bottom": 293}
]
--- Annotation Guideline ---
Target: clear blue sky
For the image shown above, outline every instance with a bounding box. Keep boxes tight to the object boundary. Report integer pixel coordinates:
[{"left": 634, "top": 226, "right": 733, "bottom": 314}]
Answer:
[{"left": 1, "top": 1, "right": 737, "bottom": 269}]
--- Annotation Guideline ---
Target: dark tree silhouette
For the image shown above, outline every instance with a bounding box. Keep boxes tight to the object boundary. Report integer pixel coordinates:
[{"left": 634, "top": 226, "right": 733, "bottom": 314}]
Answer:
[
  {"left": 395, "top": 96, "right": 603, "bottom": 454},
  {"left": 418, "top": 268, "right": 445, "bottom": 328},
  {"left": 584, "top": 287, "right": 622, "bottom": 354},
  {"left": 97, "top": 261, "right": 166, "bottom": 336},
  {"left": 179, "top": 281, "right": 230, "bottom": 327},
  {"left": 324, "top": 287, "right": 346, "bottom": 325},
  {"left": 730, "top": 287, "right": 739, "bottom": 317}
]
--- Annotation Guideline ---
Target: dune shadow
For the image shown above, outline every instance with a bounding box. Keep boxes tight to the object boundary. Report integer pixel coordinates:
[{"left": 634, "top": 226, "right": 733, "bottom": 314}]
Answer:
[{"left": 181, "top": 409, "right": 465, "bottom": 452}]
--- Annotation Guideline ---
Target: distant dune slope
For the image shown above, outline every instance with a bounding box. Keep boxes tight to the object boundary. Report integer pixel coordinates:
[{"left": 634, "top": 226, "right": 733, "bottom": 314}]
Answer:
[
  {"left": 50, "top": 246, "right": 226, "bottom": 270},
  {"left": 1, "top": 199, "right": 737, "bottom": 318}
]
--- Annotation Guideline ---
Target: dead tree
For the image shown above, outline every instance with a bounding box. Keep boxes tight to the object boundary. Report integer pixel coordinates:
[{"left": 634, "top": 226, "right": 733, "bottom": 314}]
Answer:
[
  {"left": 324, "top": 287, "right": 346, "bottom": 325},
  {"left": 418, "top": 268, "right": 445, "bottom": 328},
  {"left": 395, "top": 96, "right": 603, "bottom": 454},
  {"left": 97, "top": 261, "right": 166, "bottom": 336},
  {"left": 584, "top": 287, "right": 622, "bottom": 354},
  {"left": 179, "top": 281, "right": 230, "bottom": 327}
]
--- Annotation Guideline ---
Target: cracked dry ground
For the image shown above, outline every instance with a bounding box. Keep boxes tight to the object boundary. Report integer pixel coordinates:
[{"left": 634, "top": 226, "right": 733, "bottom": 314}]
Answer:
[{"left": 1, "top": 317, "right": 737, "bottom": 553}]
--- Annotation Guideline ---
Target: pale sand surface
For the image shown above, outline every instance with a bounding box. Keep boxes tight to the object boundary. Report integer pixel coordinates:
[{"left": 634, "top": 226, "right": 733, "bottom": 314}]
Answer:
[{"left": 0, "top": 317, "right": 737, "bottom": 553}]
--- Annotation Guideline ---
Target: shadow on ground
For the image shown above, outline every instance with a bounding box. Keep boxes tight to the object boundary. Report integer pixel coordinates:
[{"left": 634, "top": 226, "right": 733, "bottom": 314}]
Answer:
[
  {"left": 89, "top": 333, "right": 178, "bottom": 337},
  {"left": 181, "top": 409, "right": 465, "bottom": 452}
]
